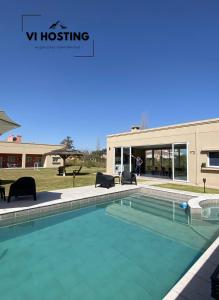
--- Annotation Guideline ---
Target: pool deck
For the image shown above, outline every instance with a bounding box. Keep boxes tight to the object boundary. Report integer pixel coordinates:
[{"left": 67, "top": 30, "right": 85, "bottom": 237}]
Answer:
[
  {"left": 0, "top": 184, "right": 218, "bottom": 300},
  {"left": 0, "top": 184, "right": 140, "bottom": 215}
]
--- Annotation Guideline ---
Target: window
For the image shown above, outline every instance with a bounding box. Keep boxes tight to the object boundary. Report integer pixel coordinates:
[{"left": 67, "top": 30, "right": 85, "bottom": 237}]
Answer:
[
  {"left": 209, "top": 152, "right": 219, "bottom": 167},
  {"left": 174, "top": 144, "right": 187, "bottom": 181},
  {"left": 26, "top": 156, "right": 32, "bottom": 163},
  {"left": 8, "top": 155, "right": 16, "bottom": 163},
  {"left": 114, "top": 148, "right": 121, "bottom": 173},
  {"left": 52, "top": 156, "right": 61, "bottom": 164}
]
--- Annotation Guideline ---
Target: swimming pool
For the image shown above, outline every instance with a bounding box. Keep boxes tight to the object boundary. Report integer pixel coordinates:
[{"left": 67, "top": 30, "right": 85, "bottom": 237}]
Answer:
[{"left": 0, "top": 192, "right": 218, "bottom": 300}]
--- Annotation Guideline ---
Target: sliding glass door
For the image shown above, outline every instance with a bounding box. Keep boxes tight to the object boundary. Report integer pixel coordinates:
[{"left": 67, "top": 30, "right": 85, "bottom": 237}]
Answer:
[
  {"left": 123, "top": 147, "right": 131, "bottom": 172},
  {"left": 114, "top": 148, "right": 122, "bottom": 174},
  {"left": 173, "top": 144, "right": 188, "bottom": 181},
  {"left": 114, "top": 147, "right": 131, "bottom": 174},
  {"left": 114, "top": 144, "right": 188, "bottom": 181},
  {"left": 145, "top": 148, "right": 172, "bottom": 178},
  {"left": 145, "top": 150, "right": 153, "bottom": 174}
]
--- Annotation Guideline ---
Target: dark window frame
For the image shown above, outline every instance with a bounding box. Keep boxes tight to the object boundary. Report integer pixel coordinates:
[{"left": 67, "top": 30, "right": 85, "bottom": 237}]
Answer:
[{"left": 208, "top": 152, "right": 219, "bottom": 167}]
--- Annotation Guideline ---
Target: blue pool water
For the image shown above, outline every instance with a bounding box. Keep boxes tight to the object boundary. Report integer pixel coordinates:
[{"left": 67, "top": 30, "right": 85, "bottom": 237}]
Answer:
[{"left": 0, "top": 193, "right": 218, "bottom": 300}]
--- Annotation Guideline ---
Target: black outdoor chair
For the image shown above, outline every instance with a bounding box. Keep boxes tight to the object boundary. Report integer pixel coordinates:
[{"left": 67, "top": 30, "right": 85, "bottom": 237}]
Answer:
[
  {"left": 0, "top": 186, "right": 6, "bottom": 201},
  {"left": 95, "top": 172, "right": 115, "bottom": 189},
  {"left": 58, "top": 166, "right": 65, "bottom": 176},
  {"left": 121, "top": 171, "right": 137, "bottom": 185},
  {"left": 0, "top": 179, "right": 6, "bottom": 201},
  {"left": 8, "top": 177, "right": 37, "bottom": 202}
]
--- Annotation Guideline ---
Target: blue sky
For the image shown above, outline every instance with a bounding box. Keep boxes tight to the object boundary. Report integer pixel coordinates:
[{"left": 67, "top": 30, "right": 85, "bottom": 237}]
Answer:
[{"left": 0, "top": 0, "right": 219, "bottom": 150}]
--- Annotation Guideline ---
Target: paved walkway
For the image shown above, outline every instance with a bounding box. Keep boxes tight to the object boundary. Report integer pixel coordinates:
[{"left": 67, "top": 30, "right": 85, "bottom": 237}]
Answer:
[{"left": 0, "top": 184, "right": 139, "bottom": 215}]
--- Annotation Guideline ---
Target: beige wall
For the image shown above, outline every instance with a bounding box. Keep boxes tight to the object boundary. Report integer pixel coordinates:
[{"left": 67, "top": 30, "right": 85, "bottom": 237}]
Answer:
[
  {"left": 107, "top": 119, "right": 219, "bottom": 188},
  {"left": 45, "top": 155, "right": 63, "bottom": 168},
  {"left": 0, "top": 141, "right": 63, "bottom": 168}
]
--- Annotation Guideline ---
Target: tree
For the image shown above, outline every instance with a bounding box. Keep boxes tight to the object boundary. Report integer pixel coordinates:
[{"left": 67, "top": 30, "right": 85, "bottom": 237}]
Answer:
[{"left": 60, "top": 136, "right": 74, "bottom": 149}]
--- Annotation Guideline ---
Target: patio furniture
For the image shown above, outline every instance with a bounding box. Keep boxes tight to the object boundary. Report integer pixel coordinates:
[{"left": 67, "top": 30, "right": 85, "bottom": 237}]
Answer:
[
  {"left": 113, "top": 175, "right": 121, "bottom": 184},
  {"left": 0, "top": 186, "right": 6, "bottom": 201},
  {"left": 73, "top": 166, "right": 82, "bottom": 176},
  {"left": 58, "top": 166, "right": 65, "bottom": 176},
  {"left": 72, "top": 166, "right": 83, "bottom": 187},
  {"left": 95, "top": 172, "right": 115, "bottom": 189},
  {"left": 121, "top": 171, "right": 137, "bottom": 185},
  {"left": 8, "top": 177, "right": 37, "bottom": 202}
]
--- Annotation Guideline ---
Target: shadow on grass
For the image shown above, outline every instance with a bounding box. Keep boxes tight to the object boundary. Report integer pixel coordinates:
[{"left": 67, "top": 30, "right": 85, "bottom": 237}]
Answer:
[{"left": 57, "top": 172, "right": 90, "bottom": 176}]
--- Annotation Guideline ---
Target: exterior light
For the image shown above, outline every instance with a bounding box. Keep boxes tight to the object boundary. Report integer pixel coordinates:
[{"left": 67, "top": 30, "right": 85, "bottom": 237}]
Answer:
[{"left": 203, "top": 178, "right": 206, "bottom": 193}]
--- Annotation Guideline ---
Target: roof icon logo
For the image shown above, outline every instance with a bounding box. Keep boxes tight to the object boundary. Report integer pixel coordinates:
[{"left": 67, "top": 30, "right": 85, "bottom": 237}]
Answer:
[{"left": 49, "top": 21, "right": 67, "bottom": 30}]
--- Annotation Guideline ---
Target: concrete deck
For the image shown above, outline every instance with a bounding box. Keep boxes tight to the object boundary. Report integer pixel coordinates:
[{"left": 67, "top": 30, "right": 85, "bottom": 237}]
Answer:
[{"left": 0, "top": 184, "right": 140, "bottom": 215}]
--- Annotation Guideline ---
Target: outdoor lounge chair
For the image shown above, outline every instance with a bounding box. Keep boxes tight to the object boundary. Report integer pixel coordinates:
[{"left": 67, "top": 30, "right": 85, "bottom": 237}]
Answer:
[
  {"left": 121, "top": 171, "right": 137, "bottom": 185},
  {"left": 8, "top": 177, "right": 37, "bottom": 202},
  {"left": 95, "top": 172, "right": 115, "bottom": 189}
]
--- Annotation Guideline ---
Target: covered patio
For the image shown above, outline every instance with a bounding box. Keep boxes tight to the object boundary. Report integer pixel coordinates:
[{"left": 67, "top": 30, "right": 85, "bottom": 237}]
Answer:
[{"left": 114, "top": 143, "right": 188, "bottom": 181}]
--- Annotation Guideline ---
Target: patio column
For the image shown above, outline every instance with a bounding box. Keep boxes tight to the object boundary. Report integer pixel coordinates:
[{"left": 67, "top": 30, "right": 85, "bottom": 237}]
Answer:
[
  {"left": 22, "top": 154, "right": 26, "bottom": 168},
  {"left": 129, "top": 147, "right": 132, "bottom": 172},
  {"left": 121, "top": 147, "right": 123, "bottom": 172}
]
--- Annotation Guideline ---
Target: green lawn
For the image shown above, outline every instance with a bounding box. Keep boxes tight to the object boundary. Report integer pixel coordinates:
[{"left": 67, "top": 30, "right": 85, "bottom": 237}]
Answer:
[
  {"left": 0, "top": 166, "right": 105, "bottom": 195},
  {"left": 153, "top": 183, "right": 219, "bottom": 194}
]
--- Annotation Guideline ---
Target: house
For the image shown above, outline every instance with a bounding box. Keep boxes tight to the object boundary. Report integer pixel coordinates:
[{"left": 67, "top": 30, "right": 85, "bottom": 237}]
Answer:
[
  {"left": 107, "top": 118, "right": 219, "bottom": 188},
  {"left": 0, "top": 135, "right": 64, "bottom": 168}
]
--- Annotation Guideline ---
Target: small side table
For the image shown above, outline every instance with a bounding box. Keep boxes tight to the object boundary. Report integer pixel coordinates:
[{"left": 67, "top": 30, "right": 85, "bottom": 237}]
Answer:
[
  {"left": 0, "top": 186, "right": 6, "bottom": 201},
  {"left": 114, "top": 175, "right": 121, "bottom": 184}
]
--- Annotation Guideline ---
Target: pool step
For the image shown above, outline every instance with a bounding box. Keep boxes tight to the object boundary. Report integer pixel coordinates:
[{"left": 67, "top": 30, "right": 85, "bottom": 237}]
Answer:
[
  {"left": 119, "top": 195, "right": 188, "bottom": 224},
  {"left": 106, "top": 204, "right": 207, "bottom": 250}
]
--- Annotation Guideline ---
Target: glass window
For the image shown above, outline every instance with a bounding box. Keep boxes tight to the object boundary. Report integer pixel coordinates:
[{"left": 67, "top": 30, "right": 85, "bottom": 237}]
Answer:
[
  {"left": 174, "top": 144, "right": 187, "bottom": 181},
  {"left": 144, "top": 148, "right": 172, "bottom": 177},
  {"left": 145, "top": 150, "right": 153, "bottom": 174},
  {"left": 26, "top": 156, "right": 32, "bottom": 163},
  {"left": 8, "top": 156, "right": 16, "bottom": 163},
  {"left": 114, "top": 148, "right": 121, "bottom": 174},
  {"left": 123, "top": 148, "right": 130, "bottom": 172},
  {"left": 52, "top": 157, "right": 61, "bottom": 164},
  {"left": 209, "top": 152, "right": 219, "bottom": 167},
  {"left": 161, "top": 149, "right": 172, "bottom": 178},
  {"left": 153, "top": 150, "right": 162, "bottom": 175}
]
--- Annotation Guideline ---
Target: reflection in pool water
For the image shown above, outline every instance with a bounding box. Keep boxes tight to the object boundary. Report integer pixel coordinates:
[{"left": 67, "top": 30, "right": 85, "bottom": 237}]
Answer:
[{"left": 202, "top": 206, "right": 219, "bottom": 220}]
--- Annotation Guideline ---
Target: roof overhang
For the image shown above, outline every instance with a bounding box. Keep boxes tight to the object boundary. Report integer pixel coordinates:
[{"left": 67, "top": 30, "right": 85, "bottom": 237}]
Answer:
[{"left": 0, "top": 111, "right": 20, "bottom": 135}]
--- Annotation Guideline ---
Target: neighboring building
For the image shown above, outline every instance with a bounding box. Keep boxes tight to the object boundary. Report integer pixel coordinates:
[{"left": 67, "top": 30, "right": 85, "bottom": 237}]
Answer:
[
  {"left": 107, "top": 118, "right": 219, "bottom": 188},
  {"left": 0, "top": 135, "right": 64, "bottom": 168}
]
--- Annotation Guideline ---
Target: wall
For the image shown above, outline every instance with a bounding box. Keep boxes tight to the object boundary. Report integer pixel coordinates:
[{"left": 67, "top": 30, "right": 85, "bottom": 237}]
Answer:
[{"left": 0, "top": 142, "right": 63, "bottom": 168}]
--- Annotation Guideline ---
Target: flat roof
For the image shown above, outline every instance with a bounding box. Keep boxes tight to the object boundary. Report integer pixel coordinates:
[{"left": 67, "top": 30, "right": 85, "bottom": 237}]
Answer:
[
  {"left": 107, "top": 117, "right": 219, "bottom": 138},
  {"left": 0, "top": 141, "right": 62, "bottom": 147}
]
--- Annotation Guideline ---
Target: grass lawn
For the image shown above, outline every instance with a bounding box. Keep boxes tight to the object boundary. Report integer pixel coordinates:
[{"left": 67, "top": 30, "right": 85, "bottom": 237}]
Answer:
[
  {"left": 0, "top": 166, "right": 105, "bottom": 195},
  {"left": 153, "top": 183, "right": 219, "bottom": 194}
]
